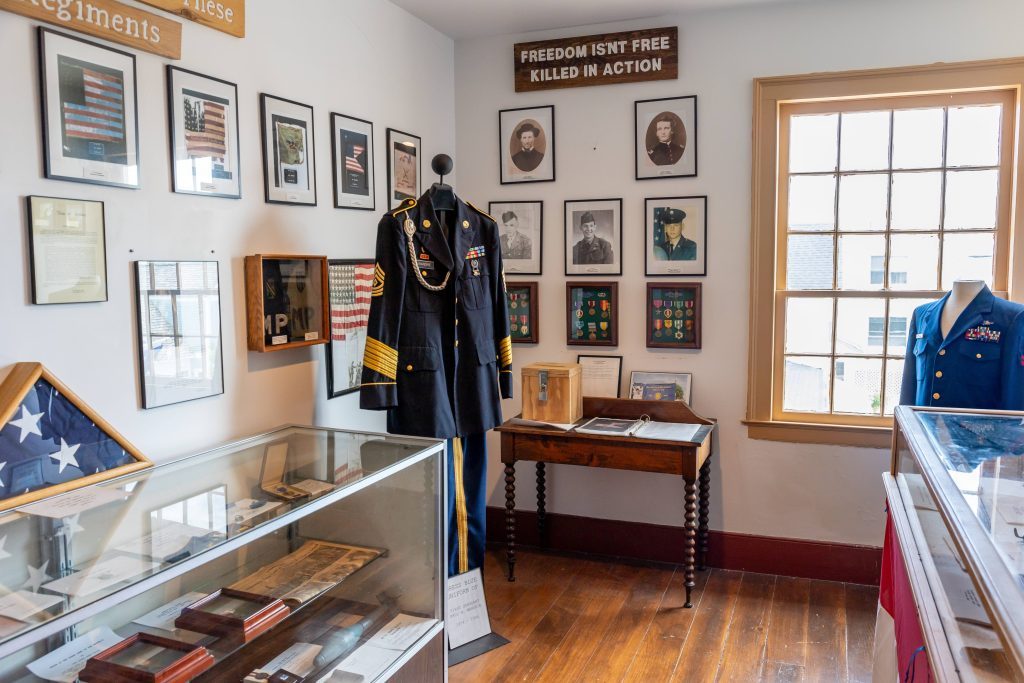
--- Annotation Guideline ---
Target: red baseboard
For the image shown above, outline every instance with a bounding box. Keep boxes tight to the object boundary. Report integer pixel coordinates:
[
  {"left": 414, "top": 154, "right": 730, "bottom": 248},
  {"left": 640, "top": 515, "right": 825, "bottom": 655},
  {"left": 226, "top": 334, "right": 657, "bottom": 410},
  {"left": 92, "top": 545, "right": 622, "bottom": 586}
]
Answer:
[{"left": 485, "top": 506, "right": 881, "bottom": 586}]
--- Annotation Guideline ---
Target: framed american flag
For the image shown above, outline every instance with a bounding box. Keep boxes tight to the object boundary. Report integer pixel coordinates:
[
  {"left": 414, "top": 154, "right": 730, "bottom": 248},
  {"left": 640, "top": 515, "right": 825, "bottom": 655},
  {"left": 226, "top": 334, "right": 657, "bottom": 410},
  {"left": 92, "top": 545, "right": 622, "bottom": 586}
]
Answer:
[
  {"left": 0, "top": 363, "right": 151, "bottom": 512},
  {"left": 325, "top": 259, "right": 375, "bottom": 398}
]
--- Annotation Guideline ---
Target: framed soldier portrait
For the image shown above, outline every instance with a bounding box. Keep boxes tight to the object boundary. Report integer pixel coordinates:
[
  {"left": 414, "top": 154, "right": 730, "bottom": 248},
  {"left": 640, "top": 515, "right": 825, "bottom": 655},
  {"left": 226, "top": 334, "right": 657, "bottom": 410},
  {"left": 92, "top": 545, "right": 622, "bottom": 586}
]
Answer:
[
  {"left": 646, "top": 283, "right": 701, "bottom": 349},
  {"left": 490, "top": 200, "right": 542, "bottom": 274},
  {"left": 325, "top": 259, "right": 375, "bottom": 398},
  {"left": 635, "top": 95, "right": 697, "bottom": 180},
  {"left": 259, "top": 93, "right": 317, "bottom": 205},
  {"left": 331, "top": 113, "right": 375, "bottom": 210},
  {"left": 566, "top": 282, "right": 618, "bottom": 346},
  {"left": 499, "top": 105, "right": 555, "bottom": 184},
  {"left": 386, "top": 128, "right": 421, "bottom": 209},
  {"left": 645, "top": 196, "right": 707, "bottom": 276},
  {"left": 506, "top": 281, "right": 538, "bottom": 344},
  {"left": 565, "top": 199, "right": 622, "bottom": 276}
]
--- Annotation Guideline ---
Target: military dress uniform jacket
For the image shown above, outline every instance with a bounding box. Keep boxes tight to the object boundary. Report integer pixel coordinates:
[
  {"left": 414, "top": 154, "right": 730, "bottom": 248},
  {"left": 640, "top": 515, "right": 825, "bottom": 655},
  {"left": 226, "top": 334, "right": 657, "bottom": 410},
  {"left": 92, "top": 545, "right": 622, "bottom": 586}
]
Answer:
[
  {"left": 899, "top": 285, "right": 1024, "bottom": 410},
  {"left": 359, "top": 192, "right": 513, "bottom": 439}
]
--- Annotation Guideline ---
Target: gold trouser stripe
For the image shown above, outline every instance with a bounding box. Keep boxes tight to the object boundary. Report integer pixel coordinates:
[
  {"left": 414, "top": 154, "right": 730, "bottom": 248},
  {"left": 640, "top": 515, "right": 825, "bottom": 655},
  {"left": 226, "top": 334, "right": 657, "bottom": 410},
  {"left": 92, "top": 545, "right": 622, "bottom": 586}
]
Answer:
[
  {"left": 363, "top": 337, "right": 397, "bottom": 379},
  {"left": 498, "top": 336, "right": 512, "bottom": 367},
  {"left": 453, "top": 437, "right": 469, "bottom": 574}
]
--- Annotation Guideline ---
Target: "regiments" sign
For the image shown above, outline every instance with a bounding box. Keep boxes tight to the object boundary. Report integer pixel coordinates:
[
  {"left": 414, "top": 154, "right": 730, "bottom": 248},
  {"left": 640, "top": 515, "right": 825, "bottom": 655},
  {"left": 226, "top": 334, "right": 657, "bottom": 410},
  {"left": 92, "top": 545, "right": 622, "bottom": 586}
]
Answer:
[{"left": 514, "top": 27, "right": 678, "bottom": 92}]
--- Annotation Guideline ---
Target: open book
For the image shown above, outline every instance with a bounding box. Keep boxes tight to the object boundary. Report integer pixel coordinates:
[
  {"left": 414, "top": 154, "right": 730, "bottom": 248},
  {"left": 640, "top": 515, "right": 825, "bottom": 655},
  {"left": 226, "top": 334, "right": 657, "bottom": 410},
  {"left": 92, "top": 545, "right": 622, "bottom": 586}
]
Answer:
[{"left": 574, "top": 416, "right": 704, "bottom": 442}]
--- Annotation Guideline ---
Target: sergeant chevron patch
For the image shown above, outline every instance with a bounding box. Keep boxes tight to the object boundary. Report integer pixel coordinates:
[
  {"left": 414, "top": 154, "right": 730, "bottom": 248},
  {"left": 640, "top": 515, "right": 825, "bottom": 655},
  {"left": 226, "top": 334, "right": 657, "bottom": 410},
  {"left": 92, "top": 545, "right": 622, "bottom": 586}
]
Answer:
[{"left": 371, "top": 263, "right": 385, "bottom": 297}]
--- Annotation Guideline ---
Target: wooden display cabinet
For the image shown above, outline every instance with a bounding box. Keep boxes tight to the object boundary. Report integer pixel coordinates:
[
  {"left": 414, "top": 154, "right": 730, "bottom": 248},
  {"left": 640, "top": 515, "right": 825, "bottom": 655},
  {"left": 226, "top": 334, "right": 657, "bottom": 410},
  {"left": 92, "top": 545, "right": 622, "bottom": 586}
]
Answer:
[{"left": 244, "top": 254, "right": 329, "bottom": 352}]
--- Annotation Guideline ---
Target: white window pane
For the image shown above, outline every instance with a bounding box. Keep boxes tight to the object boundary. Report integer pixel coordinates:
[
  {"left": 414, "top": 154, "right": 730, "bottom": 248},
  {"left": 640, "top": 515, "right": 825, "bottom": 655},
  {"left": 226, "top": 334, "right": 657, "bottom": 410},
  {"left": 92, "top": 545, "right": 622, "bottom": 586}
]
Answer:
[
  {"left": 890, "top": 172, "right": 941, "bottom": 230},
  {"left": 840, "top": 111, "right": 890, "bottom": 171},
  {"left": 888, "top": 299, "right": 925, "bottom": 357},
  {"left": 833, "top": 357, "right": 882, "bottom": 415},
  {"left": 783, "top": 356, "right": 831, "bottom": 413},
  {"left": 944, "top": 169, "right": 998, "bottom": 230},
  {"left": 836, "top": 298, "right": 885, "bottom": 356},
  {"left": 837, "top": 234, "right": 886, "bottom": 291},
  {"left": 941, "top": 232, "right": 995, "bottom": 290},
  {"left": 883, "top": 358, "right": 906, "bottom": 416},
  {"left": 838, "top": 174, "right": 888, "bottom": 231},
  {"left": 892, "top": 108, "right": 944, "bottom": 169},
  {"left": 789, "top": 114, "right": 838, "bottom": 173},
  {"left": 785, "top": 298, "right": 834, "bottom": 354},
  {"left": 946, "top": 105, "right": 1001, "bottom": 168},
  {"left": 889, "top": 234, "right": 940, "bottom": 291},
  {"left": 788, "top": 175, "right": 836, "bottom": 231},
  {"left": 787, "top": 234, "right": 834, "bottom": 290}
]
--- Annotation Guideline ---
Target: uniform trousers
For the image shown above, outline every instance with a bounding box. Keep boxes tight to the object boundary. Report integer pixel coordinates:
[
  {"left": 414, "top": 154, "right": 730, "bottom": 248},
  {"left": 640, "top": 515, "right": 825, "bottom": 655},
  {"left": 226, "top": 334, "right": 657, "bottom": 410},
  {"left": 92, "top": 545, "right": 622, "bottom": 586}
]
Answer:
[{"left": 447, "top": 433, "right": 487, "bottom": 576}]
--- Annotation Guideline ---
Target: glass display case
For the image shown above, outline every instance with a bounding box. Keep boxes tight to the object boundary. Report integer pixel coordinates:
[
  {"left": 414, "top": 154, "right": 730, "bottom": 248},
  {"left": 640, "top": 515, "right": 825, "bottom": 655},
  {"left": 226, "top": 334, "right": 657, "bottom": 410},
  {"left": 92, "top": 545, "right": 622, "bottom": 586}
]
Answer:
[
  {"left": 0, "top": 425, "right": 445, "bottom": 682},
  {"left": 888, "top": 405, "right": 1024, "bottom": 682}
]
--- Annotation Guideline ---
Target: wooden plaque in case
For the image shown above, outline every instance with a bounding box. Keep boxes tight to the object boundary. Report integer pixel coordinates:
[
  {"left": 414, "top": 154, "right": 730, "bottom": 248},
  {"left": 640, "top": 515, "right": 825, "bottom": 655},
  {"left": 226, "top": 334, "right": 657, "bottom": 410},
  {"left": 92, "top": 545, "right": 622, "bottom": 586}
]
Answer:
[
  {"left": 522, "top": 362, "right": 583, "bottom": 424},
  {"left": 174, "top": 587, "right": 291, "bottom": 642},
  {"left": 79, "top": 632, "right": 214, "bottom": 683},
  {"left": 244, "top": 254, "right": 329, "bottom": 352}
]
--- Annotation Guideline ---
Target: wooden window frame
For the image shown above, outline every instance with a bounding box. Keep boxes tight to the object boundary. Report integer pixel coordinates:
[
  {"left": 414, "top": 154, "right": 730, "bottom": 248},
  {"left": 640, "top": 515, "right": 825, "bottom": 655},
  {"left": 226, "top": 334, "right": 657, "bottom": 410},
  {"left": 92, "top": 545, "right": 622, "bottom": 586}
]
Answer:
[{"left": 746, "top": 59, "right": 1024, "bottom": 448}]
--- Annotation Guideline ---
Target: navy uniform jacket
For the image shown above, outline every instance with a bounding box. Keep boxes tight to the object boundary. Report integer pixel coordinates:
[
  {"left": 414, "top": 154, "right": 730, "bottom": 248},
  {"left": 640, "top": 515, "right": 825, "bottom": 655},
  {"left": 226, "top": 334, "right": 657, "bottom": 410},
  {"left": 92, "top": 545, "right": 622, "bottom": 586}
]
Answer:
[
  {"left": 899, "top": 285, "right": 1024, "bottom": 410},
  {"left": 359, "top": 192, "right": 513, "bottom": 438}
]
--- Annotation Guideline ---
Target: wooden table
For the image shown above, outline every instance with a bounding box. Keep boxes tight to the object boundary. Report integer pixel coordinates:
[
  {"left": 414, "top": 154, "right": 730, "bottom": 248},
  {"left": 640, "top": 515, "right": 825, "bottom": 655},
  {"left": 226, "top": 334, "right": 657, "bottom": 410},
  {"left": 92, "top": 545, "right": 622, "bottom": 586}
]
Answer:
[{"left": 496, "top": 397, "right": 715, "bottom": 608}]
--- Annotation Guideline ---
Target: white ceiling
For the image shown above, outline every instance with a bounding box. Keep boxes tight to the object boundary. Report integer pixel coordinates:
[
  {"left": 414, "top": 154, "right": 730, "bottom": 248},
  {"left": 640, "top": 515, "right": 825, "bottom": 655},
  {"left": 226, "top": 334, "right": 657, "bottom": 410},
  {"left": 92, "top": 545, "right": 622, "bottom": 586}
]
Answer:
[{"left": 390, "top": 0, "right": 795, "bottom": 39}]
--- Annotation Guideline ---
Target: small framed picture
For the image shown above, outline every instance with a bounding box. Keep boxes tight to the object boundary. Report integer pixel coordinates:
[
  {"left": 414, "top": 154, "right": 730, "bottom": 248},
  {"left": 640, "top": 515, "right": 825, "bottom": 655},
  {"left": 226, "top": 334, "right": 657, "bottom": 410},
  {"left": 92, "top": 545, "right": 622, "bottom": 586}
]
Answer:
[
  {"left": 27, "top": 196, "right": 107, "bottom": 305},
  {"left": 635, "top": 95, "right": 697, "bottom": 180},
  {"left": 175, "top": 587, "right": 290, "bottom": 642},
  {"left": 80, "top": 632, "right": 214, "bottom": 682},
  {"left": 645, "top": 196, "right": 708, "bottom": 276},
  {"left": 326, "top": 260, "right": 375, "bottom": 398},
  {"left": 567, "top": 282, "right": 618, "bottom": 346},
  {"left": 490, "top": 200, "right": 542, "bottom": 274},
  {"left": 565, "top": 199, "right": 622, "bottom": 276},
  {"left": 166, "top": 66, "right": 241, "bottom": 198},
  {"left": 647, "top": 283, "right": 701, "bottom": 349},
  {"left": 629, "top": 371, "right": 693, "bottom": 404},
  {"left": 386, "top": 128, "right": 421, "bottom": 209},
  {"left": 577, "top": 354, "right": 622, "bottom": 398},
  {"left": 499, "top": 105, "right": 555, "bottom": 184},
  {"left": 259, "top": 93, "right": 317, "bottom": 205},
  {"left": 331, "top": 113, "right": 375, "bottom": 210},
  {"left": 506, "top": 281, "right": 538, "bottom": 344},
  {"left": 38, "top": 28, "right": 140, "bottom": 189}
]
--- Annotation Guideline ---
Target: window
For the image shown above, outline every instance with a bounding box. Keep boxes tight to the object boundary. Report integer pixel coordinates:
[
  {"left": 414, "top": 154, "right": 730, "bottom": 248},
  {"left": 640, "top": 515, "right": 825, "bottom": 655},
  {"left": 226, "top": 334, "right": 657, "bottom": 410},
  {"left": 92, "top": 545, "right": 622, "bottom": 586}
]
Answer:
[{"left": 747, "top": 60, "right": 1022, "bottom": 447}]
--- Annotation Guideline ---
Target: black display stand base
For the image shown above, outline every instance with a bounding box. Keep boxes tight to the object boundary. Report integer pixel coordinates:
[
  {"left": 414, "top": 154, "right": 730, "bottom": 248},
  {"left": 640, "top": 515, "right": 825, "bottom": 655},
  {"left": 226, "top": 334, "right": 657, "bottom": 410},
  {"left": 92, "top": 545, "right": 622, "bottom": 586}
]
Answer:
[{"left": 448, "top": 632, "right": 510, "bottom": 666}]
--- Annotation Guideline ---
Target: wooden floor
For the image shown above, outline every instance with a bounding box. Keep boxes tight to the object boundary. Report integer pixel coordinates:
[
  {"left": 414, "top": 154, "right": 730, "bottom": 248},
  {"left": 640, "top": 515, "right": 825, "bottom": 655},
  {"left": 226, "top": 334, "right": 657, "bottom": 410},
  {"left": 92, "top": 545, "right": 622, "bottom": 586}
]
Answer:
[{"left": 449, "top": 549, "right": 878, "bottom": 683}]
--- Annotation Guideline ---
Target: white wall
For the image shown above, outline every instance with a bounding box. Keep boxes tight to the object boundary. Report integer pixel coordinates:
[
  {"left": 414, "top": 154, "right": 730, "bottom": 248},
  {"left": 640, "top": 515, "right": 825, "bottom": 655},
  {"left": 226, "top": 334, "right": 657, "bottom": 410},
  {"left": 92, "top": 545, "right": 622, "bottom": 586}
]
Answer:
[
  {"left": 454, "top": 0, "right": 1024, "bottom": 547},
  {"left": 0, "top": 1, "right": 454, "bottom": 458}
]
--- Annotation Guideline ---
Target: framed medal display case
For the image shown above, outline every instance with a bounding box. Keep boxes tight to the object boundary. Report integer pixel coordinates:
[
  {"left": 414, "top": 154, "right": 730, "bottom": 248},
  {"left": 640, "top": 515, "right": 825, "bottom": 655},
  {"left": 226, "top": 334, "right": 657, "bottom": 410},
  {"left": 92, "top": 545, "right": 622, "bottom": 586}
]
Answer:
[
  {"left": 646, "top": 283, "right": 702, "bottom": 349},
  {"left": 244, "top": 254, "right": 329, "bottom": 352},
  {"left": 506, "top": 281, "right": 538, "bottom": 344},
  {"left": 79, "top": 632, "right": 214, "bottom": 683},
  {"left": 566, "top": 282, "right": 618, "bottom": 346}
]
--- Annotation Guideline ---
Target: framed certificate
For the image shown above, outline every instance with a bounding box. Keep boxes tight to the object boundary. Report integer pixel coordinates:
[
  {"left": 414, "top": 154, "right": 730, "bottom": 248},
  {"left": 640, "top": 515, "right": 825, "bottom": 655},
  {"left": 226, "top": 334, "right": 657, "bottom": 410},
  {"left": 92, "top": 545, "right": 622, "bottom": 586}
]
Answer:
[
  {"left": 576, "top": 354, "right": 622, "bottom": 398},
  {"left": 27, "top": 196, "right": 107, "bottom": 305}
]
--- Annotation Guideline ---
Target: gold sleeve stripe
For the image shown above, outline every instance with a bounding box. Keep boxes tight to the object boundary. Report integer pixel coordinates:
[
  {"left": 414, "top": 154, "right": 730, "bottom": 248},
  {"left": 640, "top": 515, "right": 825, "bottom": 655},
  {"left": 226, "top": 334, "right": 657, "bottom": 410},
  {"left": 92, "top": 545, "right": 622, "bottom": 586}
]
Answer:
[
  {"left": 498, "top": 336, "right": 512, "bottom": 367},
  {"left": 371, "top": 264, "right": 385, "bottom": 297},
  {"left": 363, "top": 337, "right": 398, "bottom": 379}
]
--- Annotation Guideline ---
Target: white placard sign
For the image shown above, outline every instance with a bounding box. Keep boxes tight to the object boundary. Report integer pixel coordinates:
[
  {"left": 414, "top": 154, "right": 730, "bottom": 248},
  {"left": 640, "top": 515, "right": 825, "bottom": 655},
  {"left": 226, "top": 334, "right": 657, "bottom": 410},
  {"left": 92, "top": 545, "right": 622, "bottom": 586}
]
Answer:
[
  {"left": 446, "top": 568, "right": 491, "bottom": 649},
  {"left": 27, "top": 626, "right": 122, "bottom": 682}
]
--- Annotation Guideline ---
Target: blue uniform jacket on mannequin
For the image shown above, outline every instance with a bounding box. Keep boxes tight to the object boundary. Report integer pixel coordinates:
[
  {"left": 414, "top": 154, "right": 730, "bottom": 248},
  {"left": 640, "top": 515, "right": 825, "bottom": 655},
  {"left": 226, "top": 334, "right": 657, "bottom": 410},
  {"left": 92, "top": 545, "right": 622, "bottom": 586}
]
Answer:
[
  {"left": 899, "top": 284, "right": 1024, "bottom": 410},
  {"left": 359, "top": 189, "right": 513, "bottom": 576}
]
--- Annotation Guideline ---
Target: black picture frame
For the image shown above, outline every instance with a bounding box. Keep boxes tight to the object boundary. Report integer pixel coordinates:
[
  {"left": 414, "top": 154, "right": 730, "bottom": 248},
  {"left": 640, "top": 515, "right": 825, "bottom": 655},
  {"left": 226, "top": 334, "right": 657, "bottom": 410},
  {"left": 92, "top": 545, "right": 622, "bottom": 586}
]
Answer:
[
  {"left": 26, "top": 195, "right": 108, "bottom": 305},
  {"left": 564, "top": 198, "right": 623, "bottom": 276},
  {"left": 506, "top": 281, "right": 539, "bottom": 344},
  {"left": 499, "top": 105, "right": 556, "bottom": 184},
  {"left": 259, "top": 93, "right": 317, "bottom": 206},
  {"left": 490, "top": 200, "right": 543, "bottom": 275},
  {"left": 386, "top": 127, "right": 421, "bottom": 209},
  {"left": 644, "top": 195, "right": 708, "bottom": 277},
  {"left": 166, "top": 66, "right": 242, "bottom": 199},
  {"left": 646, "top": 282, "right": 702, "bottom": 349},
  {"left": 566, "top": 282, "right": 618, "bottom": 346},
  {"left": 38, "top": 27, "right": 141, "bottom": 190},
  {"left": 330, "top": 113, "right": 375, "bottom": 211},
  {"left": 325, "top": 259, "right": 375, "bottom": 398},
  {"left": 576, "top": 354, "right": 623, "bottom": 398},
  {"left": 635, "top": 95, "right": 698, "bottom": 180}
]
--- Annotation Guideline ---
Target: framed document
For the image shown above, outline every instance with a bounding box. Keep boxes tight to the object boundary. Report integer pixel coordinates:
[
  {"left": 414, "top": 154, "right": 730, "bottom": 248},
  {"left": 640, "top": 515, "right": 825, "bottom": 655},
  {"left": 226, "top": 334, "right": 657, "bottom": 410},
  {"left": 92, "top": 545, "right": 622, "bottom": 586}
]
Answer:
[
  {"left": 135, "top": 261, "right": 224, "bottom": 409},
  {"left": 174, "top": 588, "right": 290, "bottom": 642},
  {"left": 499, "top": 105, "right": 555, "bottom": 184},
  {"left": 506, "top": 281, "right": 538, "bottom": 344},
  {"left": 635, "top": 95, "right": 697, "bottom": 180},
  {"left": 27, "top": 196, "right": 107, "bottom": 305},
  {"left": 566, "top": 282, "right": 618, "bottom": 346},
  {"left": 629, "top": 371, "right": 692, "bottom": 404},
  {"left": 79, "top": 632, "right": 214, "bottom": 683},
  {"left": 565, "top": 199, "right": 622, "bottom": 276},
  {"left": 576, "top": 355, "right": 622, "bottom": 398},
  {"left": 38, "top": 28, "right": 140, "bottom": 189},
  {"left": 260, "top": 93, "right": 317, "bottom": 205},
  {"left": 386, "top": 128, "right": 421, "bottom": 209},
  {"left": 166, "top": 66, "right": 241, "bottom": 199},
  {"left": 326, "top": 260, "right": 375, "bottom": 398},
  {"left": 490, "top": 200, "right": 542, "bottom": 274},
  {"left": 647, "top": 283, "right": 701, "bottom": 349},
  {"left": 645, "top": 196, "right": 707, "bottom": 276},
  {"left": 331, "top": 113, "right": 375, "bottom": 210}
]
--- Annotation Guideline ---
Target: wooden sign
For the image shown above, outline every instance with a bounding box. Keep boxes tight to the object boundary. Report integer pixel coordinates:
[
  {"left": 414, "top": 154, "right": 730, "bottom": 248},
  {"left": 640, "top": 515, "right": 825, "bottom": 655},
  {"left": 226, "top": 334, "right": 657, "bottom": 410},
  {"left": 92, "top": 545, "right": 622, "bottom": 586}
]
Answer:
[
  {"left": 514, "top": 26, "right": 678, "bottom": 92},
  {"left": 0, "top": 0, "right": 181, "bottom": 58},
  {"left": 136, "top": 0, "right": 244, "bottom": 38}
]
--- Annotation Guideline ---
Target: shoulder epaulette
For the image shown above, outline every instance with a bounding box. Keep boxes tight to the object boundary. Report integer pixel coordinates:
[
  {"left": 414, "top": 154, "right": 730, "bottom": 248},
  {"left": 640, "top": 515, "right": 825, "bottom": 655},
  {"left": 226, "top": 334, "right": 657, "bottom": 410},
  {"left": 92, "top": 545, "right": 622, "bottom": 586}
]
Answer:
[
  {"left": 467, "top": 201, "right": 495, "bottom": 221},
  {"left": 389, "top": 198, "right": 417, "bottom": 216}
]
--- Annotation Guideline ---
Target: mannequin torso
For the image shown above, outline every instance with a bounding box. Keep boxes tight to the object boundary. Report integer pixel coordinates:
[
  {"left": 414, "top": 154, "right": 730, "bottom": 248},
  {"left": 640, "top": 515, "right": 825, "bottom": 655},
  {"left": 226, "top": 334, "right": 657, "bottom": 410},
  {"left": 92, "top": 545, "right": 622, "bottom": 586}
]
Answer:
[{"left": 940, "top": 280, "right": 986, "bottom": 338}]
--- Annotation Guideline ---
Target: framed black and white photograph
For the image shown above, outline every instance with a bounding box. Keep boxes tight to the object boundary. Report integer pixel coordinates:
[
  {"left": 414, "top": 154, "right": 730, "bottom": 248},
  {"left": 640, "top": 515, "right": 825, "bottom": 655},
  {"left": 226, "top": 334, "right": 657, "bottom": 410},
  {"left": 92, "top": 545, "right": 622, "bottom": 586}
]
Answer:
[
  {"left": 135, "top": 261, "right": 224, "bottom": 409},
  {"left": 577, "top": 354, "right": 622, "bottom": 398},
  {"left": 635, "top": 95, "right": 697, "bottom": 180},
  {"left": 564, "top": 199, "right": 622, "bottom": 276},
  {"left": 490, "top": 200, "right": 542, "bottom": 274},
  {"left": 259, "top": 93, "right": 317, "bottom": 205},
  {"left": 386, "top": 128, "right": 421, "bottom": 209},
  {"left": 325, "top": 260, "right": 375, "bottom": 398},
  {"left": 27, "top": 196, "right": 107, "bottom": 305},
  {"left": 331, "top": 113, "right": 375, "bottom": 210},
  {"left": 499, "top": 105, "right": 555, "bottom": 184},
  {"left": 629, "top": 371, "right": 692, "bottom": 404},
  {"left": 167, "top": 66, "right": 241, "bottom": 199},
  {"left": 645, "top": 196, "right": 707, "bottom": 276},
  {"left": 38, "top": 28, "right": 140, "bottom": 189}
]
